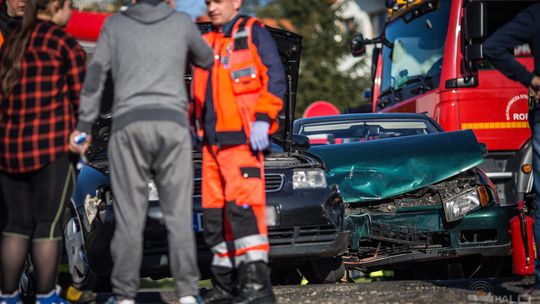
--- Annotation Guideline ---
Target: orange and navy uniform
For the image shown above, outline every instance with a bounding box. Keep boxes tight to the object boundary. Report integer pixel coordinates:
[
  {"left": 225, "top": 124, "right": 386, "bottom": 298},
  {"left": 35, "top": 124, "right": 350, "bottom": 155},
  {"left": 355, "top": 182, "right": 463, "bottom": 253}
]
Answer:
[{"left": 192, "top": 15, "right": 285, "bottom": 269}]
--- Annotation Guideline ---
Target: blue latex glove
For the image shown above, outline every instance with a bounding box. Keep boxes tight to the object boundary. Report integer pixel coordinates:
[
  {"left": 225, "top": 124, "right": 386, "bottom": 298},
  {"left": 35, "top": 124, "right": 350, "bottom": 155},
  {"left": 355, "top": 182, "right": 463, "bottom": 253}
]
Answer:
[{"left": 250, "top": 121, "right": 270, "bottom": 151}]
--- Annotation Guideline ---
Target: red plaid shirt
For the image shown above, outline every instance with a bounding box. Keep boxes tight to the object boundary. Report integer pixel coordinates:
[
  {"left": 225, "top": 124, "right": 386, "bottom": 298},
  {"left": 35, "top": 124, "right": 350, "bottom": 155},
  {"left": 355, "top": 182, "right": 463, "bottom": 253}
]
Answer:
[{"left": 0, "top": 21, "right": 86, "bottom": 173}]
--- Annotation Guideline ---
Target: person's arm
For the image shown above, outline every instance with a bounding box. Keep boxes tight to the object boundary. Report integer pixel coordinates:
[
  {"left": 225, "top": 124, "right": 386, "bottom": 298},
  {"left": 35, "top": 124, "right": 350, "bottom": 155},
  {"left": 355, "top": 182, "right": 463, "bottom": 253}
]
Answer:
[
  {"left": 62, "top": 35, "right": 87, "bottom": 116},
  {"left": 483, "top": 6, "right": 537, "bottom": 87},
  {"left": 76, "top": 21, "right": 113, "bottom": 135},
  {"left": 251, "top": 23, "right": 285, "bottom": 126},
  {"left": 187, "top": 18, "right": 213, "bottom": 70},
  {"left": 70, "top": 20, "right": 112, "bottom": 153}
]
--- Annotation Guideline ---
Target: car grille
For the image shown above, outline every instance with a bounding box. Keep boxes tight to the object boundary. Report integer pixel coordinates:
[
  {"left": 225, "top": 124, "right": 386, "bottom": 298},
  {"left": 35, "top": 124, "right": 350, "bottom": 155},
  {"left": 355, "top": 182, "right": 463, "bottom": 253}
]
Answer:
[
  {"left": 193, "top": 174, "right": 284, "bottom": 197},
  {"left": 268, "top": 225, "right": 338, "bottom": 246}
]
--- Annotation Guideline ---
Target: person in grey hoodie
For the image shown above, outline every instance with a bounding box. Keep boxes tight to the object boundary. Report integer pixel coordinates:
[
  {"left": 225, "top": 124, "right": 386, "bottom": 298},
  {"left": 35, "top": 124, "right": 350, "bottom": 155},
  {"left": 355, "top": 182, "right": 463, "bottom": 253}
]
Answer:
[{"left": 69, "top": 0, "right": 213, "bottom": 303}]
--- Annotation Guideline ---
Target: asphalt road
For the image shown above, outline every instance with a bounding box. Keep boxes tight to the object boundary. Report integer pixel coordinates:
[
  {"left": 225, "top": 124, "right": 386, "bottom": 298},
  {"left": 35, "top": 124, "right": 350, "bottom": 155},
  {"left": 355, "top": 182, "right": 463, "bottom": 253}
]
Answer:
[{"left": 91, "top": 276, "right": 540, "bottom": 304}]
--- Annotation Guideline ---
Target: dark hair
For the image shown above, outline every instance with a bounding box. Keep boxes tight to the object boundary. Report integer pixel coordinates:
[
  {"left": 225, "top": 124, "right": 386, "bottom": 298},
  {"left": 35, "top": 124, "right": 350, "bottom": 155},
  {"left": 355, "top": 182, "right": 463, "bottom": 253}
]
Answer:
[{"left": 0, "top": 0, "right": 66, "bottom": 95}]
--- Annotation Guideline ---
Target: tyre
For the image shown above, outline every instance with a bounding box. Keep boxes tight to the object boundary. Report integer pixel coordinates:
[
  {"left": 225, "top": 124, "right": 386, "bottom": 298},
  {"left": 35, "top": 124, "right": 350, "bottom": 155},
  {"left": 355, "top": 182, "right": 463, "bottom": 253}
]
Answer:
[
  {"left": 63, "top": 206, "right": 110, "bottom": 292},
  {"left": 299, "top": 257, "right": 346, "bottom": 284},
  {"left": 19, "top": 257, "right": 36, "bottom": 301}
]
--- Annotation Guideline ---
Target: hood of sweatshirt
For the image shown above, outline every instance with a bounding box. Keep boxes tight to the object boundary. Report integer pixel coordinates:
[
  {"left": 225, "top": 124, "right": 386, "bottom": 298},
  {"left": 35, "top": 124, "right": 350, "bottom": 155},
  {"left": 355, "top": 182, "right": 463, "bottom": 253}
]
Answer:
[{"left": 122, "top": 2, "right": 174, "bottom": 24}]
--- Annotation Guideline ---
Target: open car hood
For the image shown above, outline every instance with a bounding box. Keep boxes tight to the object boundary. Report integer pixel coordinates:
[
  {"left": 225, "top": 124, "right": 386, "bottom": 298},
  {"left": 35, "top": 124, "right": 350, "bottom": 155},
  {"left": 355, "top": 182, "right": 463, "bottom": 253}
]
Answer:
[
  {"left": 87, "top": 23, "right": 302, "bottom": 158},
  {"left": 309, "top": 130, "right": 484, "bottom": 203}
]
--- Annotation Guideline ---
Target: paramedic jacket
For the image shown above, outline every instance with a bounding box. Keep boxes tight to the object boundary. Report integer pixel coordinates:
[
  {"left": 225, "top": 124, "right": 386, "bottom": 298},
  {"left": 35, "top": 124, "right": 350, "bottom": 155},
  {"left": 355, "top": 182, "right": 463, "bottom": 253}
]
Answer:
[{"left": 192, "top": 15, "right": 286, "bottom": 148}]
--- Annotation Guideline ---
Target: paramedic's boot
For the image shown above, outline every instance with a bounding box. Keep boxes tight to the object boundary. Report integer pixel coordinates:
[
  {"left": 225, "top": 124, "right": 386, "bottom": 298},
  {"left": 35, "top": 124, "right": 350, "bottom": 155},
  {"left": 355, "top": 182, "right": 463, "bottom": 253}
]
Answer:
[
  {"left": 232, "top": 262, "right": 275, "bottom": 304},
  {"left": 202, "top": 266, "right": 235, "bottom": 304}
]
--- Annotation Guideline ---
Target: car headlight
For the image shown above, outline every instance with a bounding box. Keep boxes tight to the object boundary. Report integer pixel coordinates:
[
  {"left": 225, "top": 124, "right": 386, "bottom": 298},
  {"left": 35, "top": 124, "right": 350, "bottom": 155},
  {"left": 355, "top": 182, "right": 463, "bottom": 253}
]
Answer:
[
  {"left": 148, "top": 180, "right": 159, "bottom": 201},
  {"left": 292, "top": 169, "right": 327, "bottom": 189},
  {"left": 443, "top": 188, "right": 483, "bottom": 222}
]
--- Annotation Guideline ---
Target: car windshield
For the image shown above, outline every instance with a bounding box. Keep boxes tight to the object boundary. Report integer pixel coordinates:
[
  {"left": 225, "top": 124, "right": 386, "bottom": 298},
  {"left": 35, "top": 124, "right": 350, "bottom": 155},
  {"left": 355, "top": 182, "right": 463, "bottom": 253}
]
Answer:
[
  {"left": 298, "top": 119, "right": 437, "bottom": 145},
  {"left": 380, "top": 0, "right": 450, "bottom": 94},
  {"left": 73, "top": 0, "right": 128, "bottom": 13}
]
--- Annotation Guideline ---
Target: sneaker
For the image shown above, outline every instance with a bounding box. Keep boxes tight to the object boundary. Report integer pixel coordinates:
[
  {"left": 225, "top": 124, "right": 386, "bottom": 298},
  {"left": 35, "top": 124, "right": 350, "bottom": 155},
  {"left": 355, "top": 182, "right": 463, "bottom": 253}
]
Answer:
[
  {"left": 179, "top": 295, "right": 203, "bottom": 304},
  {"left": 104, "top": 296, "right": 135, "bottom": 304},
  {"left": 36, "top": 288, "right": 69, "bottom": 304},
  {"left": 0, "top": 292, "right": 22, "bottom": 304}
]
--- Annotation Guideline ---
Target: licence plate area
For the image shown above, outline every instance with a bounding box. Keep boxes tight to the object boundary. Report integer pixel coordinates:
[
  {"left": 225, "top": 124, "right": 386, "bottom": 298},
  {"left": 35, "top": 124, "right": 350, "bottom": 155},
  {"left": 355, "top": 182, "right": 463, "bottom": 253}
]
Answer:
[
  {"left": 150, "top": 206, "right": 277, "bottom": 233},
  {"left": 192, "top": 206, "right": 277, "bottom": 233},
  {"left": 193, "top": 213, "right": 204, "bottom": 232}
]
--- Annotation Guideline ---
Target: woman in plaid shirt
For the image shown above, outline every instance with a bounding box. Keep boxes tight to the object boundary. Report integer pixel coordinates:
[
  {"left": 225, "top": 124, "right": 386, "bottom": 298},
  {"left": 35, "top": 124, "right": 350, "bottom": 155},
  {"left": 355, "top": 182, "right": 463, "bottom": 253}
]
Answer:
[{"left": 0, "top": 0, "right": 85, "bottom": 302}]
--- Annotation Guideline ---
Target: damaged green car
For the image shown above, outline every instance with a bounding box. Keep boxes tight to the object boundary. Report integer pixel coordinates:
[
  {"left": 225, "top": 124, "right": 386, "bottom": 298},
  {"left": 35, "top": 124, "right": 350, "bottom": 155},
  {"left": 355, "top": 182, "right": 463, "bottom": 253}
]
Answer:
[{"left": 293, "top": 113, "right": 515, "bottom": 278}]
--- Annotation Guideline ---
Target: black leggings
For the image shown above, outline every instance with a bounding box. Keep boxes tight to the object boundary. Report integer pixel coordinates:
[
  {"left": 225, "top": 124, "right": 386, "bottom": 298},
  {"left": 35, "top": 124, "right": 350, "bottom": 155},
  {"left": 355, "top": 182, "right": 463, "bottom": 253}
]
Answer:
[
  {"left": 0, "top": 154, "right": 75, "bottom": 239},
  {"left": 0, "top": 154, "right": 75, "bottom": 294}
]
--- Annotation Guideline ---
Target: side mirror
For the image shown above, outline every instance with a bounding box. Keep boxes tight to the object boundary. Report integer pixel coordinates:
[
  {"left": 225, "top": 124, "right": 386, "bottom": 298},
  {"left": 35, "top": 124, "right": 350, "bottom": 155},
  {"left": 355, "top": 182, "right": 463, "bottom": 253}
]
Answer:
[
  {"left": 292, "top": 134, "right": 310, "bottom": 151},
  {"left": 351, "top": 34, "right": 367, "bottom": 57},
  {"left": 462, "top": 0, "right": 487, "bottom": 74},
  {"left": 464, "top": 1, "right": 487, "bottom": 41}
]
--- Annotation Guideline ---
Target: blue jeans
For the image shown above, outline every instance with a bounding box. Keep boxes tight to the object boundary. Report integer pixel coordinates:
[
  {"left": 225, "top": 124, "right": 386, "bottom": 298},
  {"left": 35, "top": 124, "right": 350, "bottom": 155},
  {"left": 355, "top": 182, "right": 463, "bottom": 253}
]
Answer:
[{"left": 533, "top": 121, "right": 540, "bottom": 285}]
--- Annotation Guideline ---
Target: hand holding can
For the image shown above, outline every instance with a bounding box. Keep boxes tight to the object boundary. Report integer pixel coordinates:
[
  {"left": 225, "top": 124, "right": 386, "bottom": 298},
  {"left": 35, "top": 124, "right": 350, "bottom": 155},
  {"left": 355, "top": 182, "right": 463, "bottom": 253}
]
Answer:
[{"left": 74, "top": 132, "right": 88, "bottom": 145}]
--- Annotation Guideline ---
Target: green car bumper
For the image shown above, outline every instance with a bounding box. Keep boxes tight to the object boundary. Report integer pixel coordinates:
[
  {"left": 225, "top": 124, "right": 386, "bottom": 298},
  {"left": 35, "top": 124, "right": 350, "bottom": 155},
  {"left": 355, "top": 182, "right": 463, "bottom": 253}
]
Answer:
[{"left": 344, "top": 204, "right": 515, "bottom": 269}]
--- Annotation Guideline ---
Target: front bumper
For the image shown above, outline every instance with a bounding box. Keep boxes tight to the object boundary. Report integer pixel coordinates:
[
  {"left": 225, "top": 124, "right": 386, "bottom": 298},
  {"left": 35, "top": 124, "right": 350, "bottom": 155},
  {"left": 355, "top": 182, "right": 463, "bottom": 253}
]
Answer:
[
  {"left": 270, "top": 230, "right": 350, "bottom": 260},
  {"left": 344, "top": 204, "right": 515, "bottom": 269},
  {"left": 344, "top": 242, "right": 511, "bottom": 269}
]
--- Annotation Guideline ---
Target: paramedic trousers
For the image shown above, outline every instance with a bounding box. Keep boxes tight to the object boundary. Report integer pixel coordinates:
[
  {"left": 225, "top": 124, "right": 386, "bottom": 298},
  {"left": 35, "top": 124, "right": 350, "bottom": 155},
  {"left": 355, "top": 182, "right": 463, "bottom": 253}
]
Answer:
[
  {"left": 201, "top": 144, "right": 270, "bottom": 272},
  {"left": 108, "top": 121, "right": 198, "bottom": 299}
]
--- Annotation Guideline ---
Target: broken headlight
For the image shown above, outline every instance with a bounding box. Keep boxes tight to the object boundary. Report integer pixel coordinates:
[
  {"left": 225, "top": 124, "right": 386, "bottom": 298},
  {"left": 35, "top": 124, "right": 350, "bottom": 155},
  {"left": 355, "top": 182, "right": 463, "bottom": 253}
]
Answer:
[
  {"left": 443, "top": 187, "right": 487, "bottom": 222},
  {"left": 292, "top": 169, "right": 327, "bottom": 189}
]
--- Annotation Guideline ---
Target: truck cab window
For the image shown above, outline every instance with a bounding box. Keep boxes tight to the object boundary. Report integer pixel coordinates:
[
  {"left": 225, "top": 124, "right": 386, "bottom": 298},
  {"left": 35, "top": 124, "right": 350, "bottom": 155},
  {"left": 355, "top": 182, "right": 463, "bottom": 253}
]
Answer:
[{"left": 380, "top": 0, "right": 450, "bottom": 105}]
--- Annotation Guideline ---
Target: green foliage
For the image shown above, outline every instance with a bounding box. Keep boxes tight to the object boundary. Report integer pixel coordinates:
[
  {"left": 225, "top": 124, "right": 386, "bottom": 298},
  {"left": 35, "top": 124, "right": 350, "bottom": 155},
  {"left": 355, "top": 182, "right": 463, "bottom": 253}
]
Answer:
[
  {"left": 241, "top": 0, "right": 262, "bottom": 15},
  {"left": 255, "top": 0, "right": 370, "bottom": 116}
]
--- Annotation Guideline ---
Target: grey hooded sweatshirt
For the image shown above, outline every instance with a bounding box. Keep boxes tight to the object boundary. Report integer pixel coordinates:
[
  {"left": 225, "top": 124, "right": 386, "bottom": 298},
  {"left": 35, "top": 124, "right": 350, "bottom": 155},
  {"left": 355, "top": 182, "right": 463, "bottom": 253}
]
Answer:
[{"left": 77, "top": 1, "right": 213, "bottom": 134}]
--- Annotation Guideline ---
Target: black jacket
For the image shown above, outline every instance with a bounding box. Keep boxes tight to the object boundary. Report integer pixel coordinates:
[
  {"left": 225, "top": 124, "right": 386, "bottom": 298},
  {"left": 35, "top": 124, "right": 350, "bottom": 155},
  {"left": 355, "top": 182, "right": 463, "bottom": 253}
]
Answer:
[
  {"left": 0, "top": 2, "right": 21, "bottom": 42},
  {"left": 483, "top": 3, "right": 540, "bottom": 88}
]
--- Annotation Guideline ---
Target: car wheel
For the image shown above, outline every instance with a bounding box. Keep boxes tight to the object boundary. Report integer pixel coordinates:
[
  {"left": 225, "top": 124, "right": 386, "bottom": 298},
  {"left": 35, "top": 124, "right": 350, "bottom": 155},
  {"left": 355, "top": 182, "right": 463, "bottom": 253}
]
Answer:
[
  {"left": 270, "top": 266, "right": 302, "bottom": 285},
  {"left": 63, "top": 207, "right": 110, "bottom": 292},
  {"left": 63, "top": 207, "right": 91, "bottom": 289},
  {"left": 299, "top": 257, "right": 346, "bottom": 284},
  {"left": 19, "top": 257, "right": 35, "bottom": 301}
]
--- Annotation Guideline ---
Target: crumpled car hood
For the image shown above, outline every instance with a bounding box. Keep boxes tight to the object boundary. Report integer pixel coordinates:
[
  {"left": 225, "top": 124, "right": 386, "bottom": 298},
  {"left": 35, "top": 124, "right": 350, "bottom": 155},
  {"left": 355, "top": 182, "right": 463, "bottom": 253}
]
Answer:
[{"left": 309, "top": 130, "right": 483, "bottom": 203}]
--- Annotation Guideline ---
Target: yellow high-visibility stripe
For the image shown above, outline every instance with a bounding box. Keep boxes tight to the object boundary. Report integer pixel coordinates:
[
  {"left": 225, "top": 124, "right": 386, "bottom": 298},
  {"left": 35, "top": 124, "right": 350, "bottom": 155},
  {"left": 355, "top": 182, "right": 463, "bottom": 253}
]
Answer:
[{"left": 461, "top": 121, "right": 529, "bottom": 130}]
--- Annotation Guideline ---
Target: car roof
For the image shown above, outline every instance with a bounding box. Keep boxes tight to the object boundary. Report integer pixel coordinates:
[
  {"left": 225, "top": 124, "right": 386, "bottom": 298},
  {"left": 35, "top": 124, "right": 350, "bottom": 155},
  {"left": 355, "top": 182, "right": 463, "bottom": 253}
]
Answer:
[
  {"left": 293, "top": 113, "right": 443, "bottom": 132},
  {"left": 295, "top": 112, "right": 431, "bottom": 124}
]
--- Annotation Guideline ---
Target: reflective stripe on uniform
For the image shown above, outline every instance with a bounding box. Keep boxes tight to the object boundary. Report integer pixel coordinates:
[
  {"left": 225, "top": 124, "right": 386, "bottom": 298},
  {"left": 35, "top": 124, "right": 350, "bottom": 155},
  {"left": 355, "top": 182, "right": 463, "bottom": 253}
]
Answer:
[
  {"left": 212, "top": 254, "right": 234, "bottom": 268},
  {"left": 234, "top": 234, "right": 268, "bottom": 250},
  {"left": 211, "top": 241, "right": 233, "bottom": 268},
  {"left": 233, "top": 234, "right": 269, "bottom": 265},
  {"left": 234, "top": 248, "right": 268, "bottom": 266}
]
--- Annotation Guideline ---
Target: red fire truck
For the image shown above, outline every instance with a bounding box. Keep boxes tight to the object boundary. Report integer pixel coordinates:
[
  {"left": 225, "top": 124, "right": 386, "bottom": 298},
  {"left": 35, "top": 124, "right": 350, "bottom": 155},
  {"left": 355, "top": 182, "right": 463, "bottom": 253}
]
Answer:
[
  {"left": 352, "top": 0, "right": 538, "bottom": 206},
  {"left": 65, "top": 2, "right": 111, "bottom": 45}
]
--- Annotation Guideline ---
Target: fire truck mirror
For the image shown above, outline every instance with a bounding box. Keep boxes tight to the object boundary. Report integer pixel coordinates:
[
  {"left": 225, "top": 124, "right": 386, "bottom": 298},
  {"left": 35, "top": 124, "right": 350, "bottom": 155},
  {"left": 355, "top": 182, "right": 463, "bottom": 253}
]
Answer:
[
  {"left": 351, "top": 34, "right": 367, "bottom": 57},
  {"left": 464, "top": 0, "right": 487, "bottom": 42}
]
